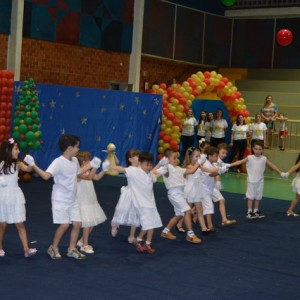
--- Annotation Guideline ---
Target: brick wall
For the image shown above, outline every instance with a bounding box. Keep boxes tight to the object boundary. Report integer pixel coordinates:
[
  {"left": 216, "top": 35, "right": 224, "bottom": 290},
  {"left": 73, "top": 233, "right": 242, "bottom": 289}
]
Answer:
[
  {"left": 0, "top": 34, "right": 8, "bottom": 70},
  {"left": 21, "top": 38, "right": 130, "bottom": 89}
]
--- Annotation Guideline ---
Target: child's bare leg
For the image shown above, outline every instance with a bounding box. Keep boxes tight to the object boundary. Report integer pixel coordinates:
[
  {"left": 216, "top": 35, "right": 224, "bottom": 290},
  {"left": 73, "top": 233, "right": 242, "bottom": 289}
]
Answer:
[
  {"left": 183, "top": 210, "right": 193, "bottom": 231},
  {"left": 69, "top": 221, "right": 82, "bottom": 251},
  {"left": 128, "top": 226, "right": 137, "bottom": 243},
  {"left": 0, "top": 222, "right": 7, "bottom": 250},
  {"left": 165, "top": 215, "right": 182, "bottom": 230},
  {"left": 205, "top": 214, "right": 214, "bottom": 229},
  {"left": 176, "top": 218, "right": 184, "bottom": 229},
  {"left": 145, "top": 229, "right": 154, "bottom": 244},
  {"left": 15, "top": 222, "right": 30, "bottom": 252},
  {"left": 254, "top": 200, "right": 260, "bottom": 211},
  {"left": 137, "top": 229, "right": 147, "bottom": 240},
  {"left": 219, "top": 199, "right": 228, "bottom": 223},
  {"left": 287, "top": 195, "right": 300, "bottom": 215},
  {"left": 82, "top": 227, "right": 93, "bottom": 246},
  {"left": 52, "top": 224, "right": 69, "bottom": 249},
  {"left": 247, "top": 199, "right": 254, "bottom": 211},
  {"left": 195, "top": 202, "right": 207, "bottom": 231}
]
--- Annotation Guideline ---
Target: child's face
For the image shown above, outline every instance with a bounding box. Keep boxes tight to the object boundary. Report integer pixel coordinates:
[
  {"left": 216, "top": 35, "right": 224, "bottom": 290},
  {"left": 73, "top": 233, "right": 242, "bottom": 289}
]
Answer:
[
  {"left": 218, "top": 148, "right": 228, "bottom": 160},
  {"left": 255, "top": 115, "right": 261, "bottom": 123},
  {"left": 252, "top": 145, "right": 263, "bottom": 156},
  {"left": 168, "top": 152, "right": 179, "bottom": 166},
  {"left": 191, "top": 150, "right": 200, "bottom": 164},
  {"left": 140, "top": 161, "right": 153, "bottom": 173},
  {"left": 11, "top": 143, "right": 20, "bottom": 159},
  {"left": 68, "top": 142, "right": 80, "bottom": 157},
  {"left": 129, "top": 155, "right": 139, "bottom": 167},
  {"left": 208, "top": 153, "right": 219, "bottom": 163}
]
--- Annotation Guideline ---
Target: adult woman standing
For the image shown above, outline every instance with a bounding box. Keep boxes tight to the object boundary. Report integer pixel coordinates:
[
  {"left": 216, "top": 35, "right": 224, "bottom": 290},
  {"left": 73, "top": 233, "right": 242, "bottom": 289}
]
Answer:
[
  {"left": 180, "top": 109, "right": 197, "bottom": 159},
  {"left": 210, "top": 108, "right": 228, "bottom": 148},
  {"left": 260, "top": 95, "right": 278, "bottom": 148},
  {"left": 228, "top": 114, "right": 249, "bottom": 173},
  {"left": 196, "top": 110, "right": 207, "bottom": 145}
]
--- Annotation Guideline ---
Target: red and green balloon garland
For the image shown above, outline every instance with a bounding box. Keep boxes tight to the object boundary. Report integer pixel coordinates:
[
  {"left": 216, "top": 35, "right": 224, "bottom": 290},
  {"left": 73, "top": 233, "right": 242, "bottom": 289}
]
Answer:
[{"left": 12, "top": 78, "right": 42, "bottom": 151}]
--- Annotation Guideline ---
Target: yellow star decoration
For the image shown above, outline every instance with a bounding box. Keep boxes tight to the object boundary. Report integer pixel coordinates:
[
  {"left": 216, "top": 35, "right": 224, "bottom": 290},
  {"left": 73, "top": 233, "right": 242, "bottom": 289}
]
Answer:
[
  {"left": 119, "top": 104, "right": 125, "bottom": 110},
  {"left": 61, "top": 128, "right": 66, "bottom": 135},
  {"left": 148, "top": 134, "right": 152, "bottom": 140},
  {"left": 81, "top": 116, "right": 88, "bottom": 125},
  {"left": 134, "top": 97, "right": 140, "bottom": 104},
  {"left": 76, "top": 91, "right": 80, "bottom": 97},
  {"left": 100, "top": 107, "right": 106, "bottom": 113},
  {"left": 143, "top": 109, "right": 147, "bottom": 115},
  {"left": 128, "top": 133, "right": 132, "bottom": 139},
  {"left": 96, "top": 136, "right": 101, "bottom": 142},
  {"left": 154, "top": 98, "right": 159, "bottom": 105},
  {"left": 50, "top": 99, "right": 56, "bottom": 108}
]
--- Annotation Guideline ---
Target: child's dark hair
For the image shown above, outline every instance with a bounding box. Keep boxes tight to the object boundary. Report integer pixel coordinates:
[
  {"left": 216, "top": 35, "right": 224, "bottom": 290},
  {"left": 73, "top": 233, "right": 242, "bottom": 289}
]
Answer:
[
  {"left": 252, "top": 140, "right": 264, "bottom": 149},
  {"left": 204, "top": 146, "right": 219, "bottom": 157},
  {"left": 125, "top": 149, "right": 140, "bottom": 166},
  {"left": 0, "top": 139, "right": 18, "bottom": 174},
  {"left": 199, "top": 140, "right": 210, "bottom": 151},
  {"left": 76, "top": 151, "right": 91, "bottom": 167},
  {"left": 138, "top": 152, "right": 153, "bottom": 163},
  {"left": 217, "top": 143, "right": 229, "bottom": 152},
  {"left": 58, "top": 135, "right": 80, "bottom": 152}
]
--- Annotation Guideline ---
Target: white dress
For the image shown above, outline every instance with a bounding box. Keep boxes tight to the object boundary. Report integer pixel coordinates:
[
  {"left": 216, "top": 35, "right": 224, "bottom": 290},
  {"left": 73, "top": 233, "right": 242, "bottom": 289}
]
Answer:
[
  {"left": 291, "top": 172, "right": 300, "bottom": 194},
  {"left": 76, "top": 179, "right": 107, "bottom": 228},
  {"left": 184, "top": 168, "right": 204, "bottom": 203},
  {"left": 0, "top": 164, "right": 26, "bottom": 224},
  {"left": 111, "top": 185, "right": 140, "bottom": 227}
]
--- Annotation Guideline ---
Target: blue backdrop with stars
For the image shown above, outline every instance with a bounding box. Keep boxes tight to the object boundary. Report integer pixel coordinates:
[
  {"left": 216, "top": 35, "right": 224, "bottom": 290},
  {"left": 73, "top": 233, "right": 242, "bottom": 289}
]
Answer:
[{"left": 14, "top": 82, "right": 162, "bottom": 169}]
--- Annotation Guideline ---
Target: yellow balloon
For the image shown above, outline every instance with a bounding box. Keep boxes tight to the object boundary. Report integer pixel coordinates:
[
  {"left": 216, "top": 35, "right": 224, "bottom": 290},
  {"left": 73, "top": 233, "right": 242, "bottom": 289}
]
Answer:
[
  {"left": 160, "top": 124, "right": 166, "bottom": 131},
  {"left": 185, "top": 86, "right": 192, "bottom": 93},
  {"left": 197, "top": 86, "right": 203, "bottom": 94},
  {"left": 171, "top": 133, "right": 179, "bottom": 140},
  {"left": 165, "top": 128, "right": 172, "bottom": 135},
  {"left": 189, "top": 95, "right": 195, "bottom": 101},
  {"left": 158, "top": 147, "right": 164, "bottom": 154},
  {"left": 182, "top": 81, "right": 190, "bottom": 88},
  {"left": 158, "top": 139, "right": 164, "bottom": 146},
  {"left": 177, "top": 105, "right": 184, "bottom": 112},
  {"left": 183, "top": 92, "right": 189, "bottom": 99},
  {"left": 171, "top": 98, "right": 179, "bottom": 106},
  {"left": 187, "top": 100, "right": 192, "bottom": 107},
  {"left": 169, "top": 105, "right": 176, "bottom": 113},
  {"left": 196, "top": 71, "right": 204, "bottom": 80},
  {"left": 152, "top": 84, "right": 159, "bottom": 91},
  {"left": 163, "top": 143, "right": 170, "bottom": 150},
  {"left": 173, "top": 126, "right": 180, "bottom": 133},
  {"left": 178, "top": 86, "right": 185, "bottom": 93},
  {"left": 175, "top": 111, "right": 183, "bottom": 119}
]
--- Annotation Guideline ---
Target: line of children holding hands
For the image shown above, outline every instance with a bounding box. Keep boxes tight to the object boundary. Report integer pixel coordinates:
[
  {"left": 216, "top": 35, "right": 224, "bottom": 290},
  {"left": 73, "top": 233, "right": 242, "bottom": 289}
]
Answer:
[{"left": 1, "top": 134, "right": 300, "bottom": 258}]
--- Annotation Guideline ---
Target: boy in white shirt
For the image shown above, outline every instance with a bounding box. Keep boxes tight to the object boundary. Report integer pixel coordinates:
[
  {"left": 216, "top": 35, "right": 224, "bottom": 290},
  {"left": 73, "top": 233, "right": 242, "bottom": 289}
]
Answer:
[{"left": 25, "top": 135, "right": 101, "bottom": 259}]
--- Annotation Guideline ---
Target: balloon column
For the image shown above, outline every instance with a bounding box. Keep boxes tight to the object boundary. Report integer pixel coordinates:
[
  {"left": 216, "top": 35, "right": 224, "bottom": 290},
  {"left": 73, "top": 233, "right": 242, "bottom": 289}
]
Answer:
[
  {"left": 151, "top": 71, "right": 250, "bottom": 159},
  {"left": 11, "top": 78, "right": 42, "bottom": 151},
  {"left": 0, "top": 70, "right": 14, "bottom": 144}
]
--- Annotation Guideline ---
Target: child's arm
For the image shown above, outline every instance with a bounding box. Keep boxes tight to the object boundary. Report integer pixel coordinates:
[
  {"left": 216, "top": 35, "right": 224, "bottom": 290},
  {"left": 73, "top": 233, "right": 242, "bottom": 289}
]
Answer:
[
  {"left": 93, "top": 170, "right": 106, "bottom": 181},
  {"left": 23, "top": 155, "right": 52, "bottom": 180},
  {"left": 184, "top": 163, "right": 200, "bottom": 176},
  {"left": 18, "top": 160, "right": 33, "bottom": 173},
  {"left": 266, "top": 159, "right": 282, "bottom": 174},
  {"left": 286, "top": 161, "right": 300, "bottom": 176},
  {"left": 78, "top": 167, "right": 97, "bottom": 181},
  {"left": 93, "top": 160, "right": 110, "bottom": 180},
  {"left": 229, "top": 157, "right": 248, "bottom": 167},
  {"left": 110, "top": 165, "right": 126, "bottom": 173}
]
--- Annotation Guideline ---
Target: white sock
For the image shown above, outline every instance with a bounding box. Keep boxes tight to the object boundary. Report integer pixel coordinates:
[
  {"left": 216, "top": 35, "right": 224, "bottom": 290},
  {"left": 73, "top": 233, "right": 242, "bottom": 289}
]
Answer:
[
  {"left": 162, "top": 228, "right": 170, "bottom": 233},
  {"left": 248, "top": 209, "right": 252, "bottom": 213},
  {"left": 187, "top": 230, "right": 194, "bottom": 237},
  {"left": 253, "top": 208, "right": 258, "bottom": 213}
]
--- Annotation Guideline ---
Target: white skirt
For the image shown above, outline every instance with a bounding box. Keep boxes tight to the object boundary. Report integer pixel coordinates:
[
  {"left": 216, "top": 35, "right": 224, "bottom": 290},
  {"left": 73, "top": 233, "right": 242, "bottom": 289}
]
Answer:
[
  {"left": 77, "top": 180, "right": 107, "bottom": 228},
  {"left": 111, "top": 186, "right": 140, "bottom": 227},
  {"left": 0, "top": 186, "right": 26, "bottom": 224},
  {"left": 292, "top": 173, "right": 300, "bottom": 194},
  {"left": 139, "top": 207, "right": 162, "bottom": 231}
]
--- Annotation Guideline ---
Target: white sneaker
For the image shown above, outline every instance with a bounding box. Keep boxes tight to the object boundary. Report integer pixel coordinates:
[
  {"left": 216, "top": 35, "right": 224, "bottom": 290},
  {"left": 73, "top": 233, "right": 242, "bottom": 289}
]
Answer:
[
  {"left": 76, "top": 240, "right": 83, "bottom": 248},
  {"left": 67, "top": 248, "right": 86, "bottom": 260}
]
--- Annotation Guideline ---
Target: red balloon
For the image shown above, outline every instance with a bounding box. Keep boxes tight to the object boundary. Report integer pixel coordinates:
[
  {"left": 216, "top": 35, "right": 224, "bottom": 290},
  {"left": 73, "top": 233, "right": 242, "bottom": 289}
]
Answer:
[
  {"left": 167, "top": 112, "right": 175, "bottom": 120},
  {"left": 173, "top": 118, "right": 181, "bottom": 126},
  {"left": 276, "top": 29, "right": 293, "bottom": 46},
  {"left": 204, "top": 71, "right": 211, "bottom": 78},
  {"left": 163, "top": 135, "right": 171, "bottom": 143}
]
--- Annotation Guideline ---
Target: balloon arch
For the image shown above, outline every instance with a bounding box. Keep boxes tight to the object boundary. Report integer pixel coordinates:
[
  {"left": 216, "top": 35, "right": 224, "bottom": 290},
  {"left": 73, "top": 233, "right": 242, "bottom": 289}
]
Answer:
[{"left": 149, "top": 71, "right": 250, "bottom": 159}]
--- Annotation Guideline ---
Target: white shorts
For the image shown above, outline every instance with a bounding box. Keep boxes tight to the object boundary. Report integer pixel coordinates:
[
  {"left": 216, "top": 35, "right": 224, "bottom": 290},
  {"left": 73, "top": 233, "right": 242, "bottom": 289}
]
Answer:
[
  {"left": 200, "top": 195, "right": 214, "bottom": 215},
  {"left": 52, "top": 201, "right": 81, "bottom": 224},
  {"left": 168, "top": 187, "right": 191, "bottom": 216},
  {"left": 212, "top": 188, "right": 224, "bottom": 203},
  {"left": 246, "top": 180, "right": 264, "bottom": 201}
]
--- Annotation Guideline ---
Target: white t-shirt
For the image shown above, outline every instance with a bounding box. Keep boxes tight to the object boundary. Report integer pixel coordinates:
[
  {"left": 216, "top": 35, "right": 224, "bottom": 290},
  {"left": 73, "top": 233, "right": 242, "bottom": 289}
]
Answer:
[
  {"left": 182, "top": 117, "right": 197, "bottom": 136},
  {"left": 246, "top": 155, "right": 267, "bottom": 183},
  {"left": 279, "top": 120, "right": 287, "bottom": 131},
  {"left": 201, "top": 160, "right": 215, "bottom": 195},
  {"left": 250, "top": 122, "right": 267, "bottom": 140},
  {"left": 232, "top": 124, "right": 249, "bottom": 140},
  {"left": 197, "top": 120, "right": 206, "bottom": 136},
  {"left": 125, "top": 166, "right": 157, "bottom": 209},
  {"left": 163, "top": 164, "right": 186, "bottom": 190},
  {"left": 46, "top": 155, "right": 81, "bottom": 203},
  {"left": 211, "top": 119, "right": 228, "bottom": 138}
]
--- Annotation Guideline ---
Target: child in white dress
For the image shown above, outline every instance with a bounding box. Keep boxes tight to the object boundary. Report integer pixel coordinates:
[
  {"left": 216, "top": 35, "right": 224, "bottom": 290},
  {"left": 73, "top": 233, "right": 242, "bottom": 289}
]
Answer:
[
  {"left": 111, "top": 149, "right": 141, "bottom": 245},
  {"left": 113, "top": 152, "right": 162, "bottom": 253},
  {"left": 75, "top": 152, "right": 108, "bottom": 254},
  {"left": 0, "top": 138, "right": 37, "bottom": 258},
  {"left": 282, "top": 152, "right": 300, "bottom": 217}
]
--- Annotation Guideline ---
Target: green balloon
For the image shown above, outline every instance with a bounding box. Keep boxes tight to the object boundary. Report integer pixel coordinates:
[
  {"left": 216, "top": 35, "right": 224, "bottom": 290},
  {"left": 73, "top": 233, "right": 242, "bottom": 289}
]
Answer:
[
  {"left": 14, "top": 118, "right": 20, "bottom": 125},
  {"left": 25, "top": 131, "right": 36, "bottom": 142},
  {"left": 19, "top": 124, "right": 27, "bottom": 134},
  {"left": 12, "top": 131, "right": 20, "bottom": 141},
  {"left": 31, "top": 124, "right": 39, "bottom": 132},
  {"left": 221, "top": 0, "right": 236, "bottom": 6},
  {"left": 25, "top": 117, "right": 33, "bottom": 125},
  {"left": 19, "top": 141, "right": 27, "bottom": 151},
  {"left": 31, "top": 141, "right": 41, "bottom": 151},
  {"left": 19, "top": 111, "right": 26, "bottom": 118},
  {"left": 31, "top": 111, "right": 38, "bottom": 118},
  {"left": 34, "top": 130, "right": 42, "bottom": 139}
]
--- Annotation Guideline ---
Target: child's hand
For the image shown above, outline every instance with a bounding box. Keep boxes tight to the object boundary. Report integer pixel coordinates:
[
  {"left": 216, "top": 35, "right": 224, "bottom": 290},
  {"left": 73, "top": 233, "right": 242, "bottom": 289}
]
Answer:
[
  {"left": 159, "top": 157, "right": 169, "bottom": 167},
  {"left": 90, "top": 157, "right": 101, "bottom": 169},
  {"left": 102, "top": 160, "right": 110, "bottom": 171},
  {"left": 156, "top": 166, "right": 168, "bottom": 175},
  {"left": 24, "top": 155, "right": 35, "bottom": 166},
  {"left": 218, "top": 166, "right": 228, "bottom": 175},
  {"left": 280, "top": 172, "right": 289, "bottom": 179}
]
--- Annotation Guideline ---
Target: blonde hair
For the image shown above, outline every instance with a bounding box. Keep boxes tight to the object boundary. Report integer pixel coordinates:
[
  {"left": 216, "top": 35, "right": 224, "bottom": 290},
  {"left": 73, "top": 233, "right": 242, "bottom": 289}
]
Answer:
[
  {"left": 182, "top": 147, "right": 200, "bottom": 167},
  {"left": 76, "top": 151, "right": 91, "bottom": 166}
]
